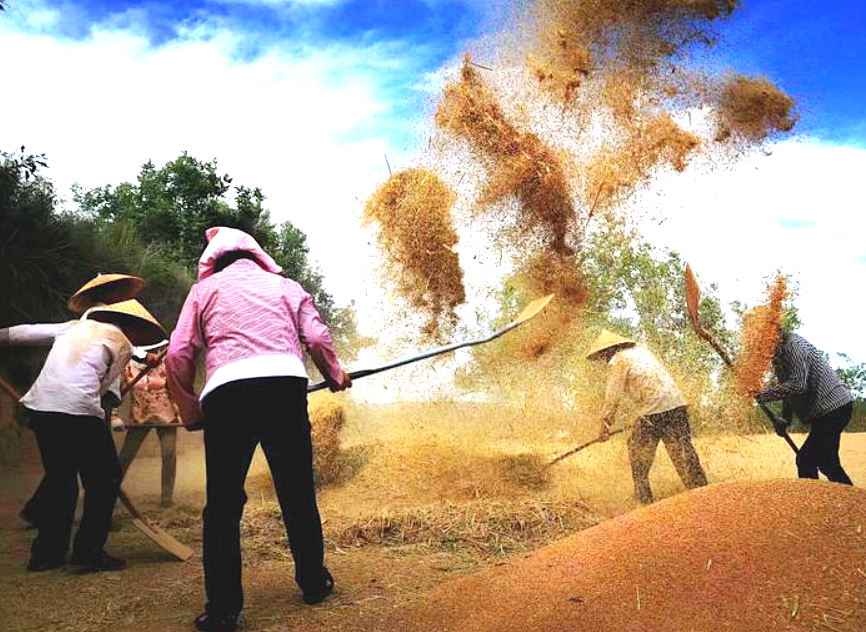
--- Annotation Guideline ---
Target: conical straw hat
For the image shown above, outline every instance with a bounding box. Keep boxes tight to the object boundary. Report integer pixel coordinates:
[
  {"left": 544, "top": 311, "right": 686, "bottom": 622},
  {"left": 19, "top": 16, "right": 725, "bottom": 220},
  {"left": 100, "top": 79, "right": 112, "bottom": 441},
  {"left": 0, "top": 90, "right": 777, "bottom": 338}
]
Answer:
[
  {"left": 68, "top": 273, "right": 145, "bottom": 314},
  {"left": 86, "top": 299, "right": 166, "bottom": 346},
  {"left": 586, "top": 329, "right": 635, "bottom": 359}
]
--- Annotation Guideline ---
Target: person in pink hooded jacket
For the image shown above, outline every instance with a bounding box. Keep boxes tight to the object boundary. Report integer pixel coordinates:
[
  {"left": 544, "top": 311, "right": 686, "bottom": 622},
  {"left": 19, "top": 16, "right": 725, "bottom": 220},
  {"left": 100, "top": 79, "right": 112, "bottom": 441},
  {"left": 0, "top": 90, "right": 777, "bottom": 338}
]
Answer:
[{"left": 166, "top": 227, "right": 351, "bottom": 632}]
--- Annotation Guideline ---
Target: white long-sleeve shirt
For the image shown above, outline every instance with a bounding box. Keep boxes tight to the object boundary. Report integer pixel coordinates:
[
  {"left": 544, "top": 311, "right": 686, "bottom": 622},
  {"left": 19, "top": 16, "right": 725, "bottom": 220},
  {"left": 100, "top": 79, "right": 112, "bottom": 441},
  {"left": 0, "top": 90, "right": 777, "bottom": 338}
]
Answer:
[
  {"left": 601, "top": 346, "right": 687, "bottom": 420},
  {"left": 0, "top": 320, "right": 132, "bottom": 418}
]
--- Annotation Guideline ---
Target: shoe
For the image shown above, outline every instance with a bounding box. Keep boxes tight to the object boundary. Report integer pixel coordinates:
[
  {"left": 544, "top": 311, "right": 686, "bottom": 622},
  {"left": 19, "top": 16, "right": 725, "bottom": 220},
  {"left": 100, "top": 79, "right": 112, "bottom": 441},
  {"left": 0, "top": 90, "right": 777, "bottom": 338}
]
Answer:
[
  {"left": 70, "top": 550, "right": 127, "bottom": 573},
  {"left": 27, "top": 556, "right": 64, "bottom": 572},
  {"left": 194, "top": 611, "right": 242, "bottom": 632},
  {"left": 302, "top": 568, "right": 335, "bottom": 605}
]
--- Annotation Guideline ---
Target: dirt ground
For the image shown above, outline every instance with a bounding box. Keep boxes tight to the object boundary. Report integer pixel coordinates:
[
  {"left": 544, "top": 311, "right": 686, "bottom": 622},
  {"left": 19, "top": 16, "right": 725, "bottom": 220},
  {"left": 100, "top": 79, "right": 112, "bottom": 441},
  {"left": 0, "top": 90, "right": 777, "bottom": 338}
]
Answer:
[{"left": 0, "top": 417, "right": 863, "bottom": 632}]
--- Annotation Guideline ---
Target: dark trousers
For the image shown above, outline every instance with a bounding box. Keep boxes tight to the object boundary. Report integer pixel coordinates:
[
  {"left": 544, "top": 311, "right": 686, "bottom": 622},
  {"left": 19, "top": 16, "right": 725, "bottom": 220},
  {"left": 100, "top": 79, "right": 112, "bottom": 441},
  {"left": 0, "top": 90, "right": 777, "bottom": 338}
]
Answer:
[
  {"left": 628, "top": 406, "right": 708, "bottom": 504},
  {"left": 201, "top": 377, "right": 327, "bottom": 616},
  {"left": 118, "top": 426, "right": 178, "bottom": 506},
  {"left": 797, "top": 402, "right": 853, "bottom": 484},
  {"left": 28, "top": 410, "right": 122, "bottom": 561}
]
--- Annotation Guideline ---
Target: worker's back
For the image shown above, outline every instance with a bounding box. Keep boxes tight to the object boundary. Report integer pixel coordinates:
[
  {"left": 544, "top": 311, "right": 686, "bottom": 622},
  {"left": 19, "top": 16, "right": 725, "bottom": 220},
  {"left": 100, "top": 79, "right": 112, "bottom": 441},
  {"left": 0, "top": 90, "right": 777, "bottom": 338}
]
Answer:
[{"left": 610, "top": 346, "right": 686, "bottom": 417}]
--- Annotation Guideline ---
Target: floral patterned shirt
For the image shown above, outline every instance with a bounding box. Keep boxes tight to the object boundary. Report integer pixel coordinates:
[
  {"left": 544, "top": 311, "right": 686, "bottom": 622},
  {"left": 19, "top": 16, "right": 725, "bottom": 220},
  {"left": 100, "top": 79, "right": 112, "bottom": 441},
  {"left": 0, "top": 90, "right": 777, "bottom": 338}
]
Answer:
[{"left": 126, "top": 360, "right": 179, "bottom": 425}]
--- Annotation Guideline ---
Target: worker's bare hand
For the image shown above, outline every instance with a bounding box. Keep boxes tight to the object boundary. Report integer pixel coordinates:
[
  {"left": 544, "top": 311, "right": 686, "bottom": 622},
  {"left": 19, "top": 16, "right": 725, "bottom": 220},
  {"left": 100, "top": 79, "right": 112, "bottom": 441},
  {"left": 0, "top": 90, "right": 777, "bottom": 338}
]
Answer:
[
  {"left": 144, "top": 352, "right": 161, "bottom": 368},
  {"left": 329, "top": 370, "right": 352, "bottom": 392},
  {"left": 598, "top": 423, "right": 612, "bottom": 442}
]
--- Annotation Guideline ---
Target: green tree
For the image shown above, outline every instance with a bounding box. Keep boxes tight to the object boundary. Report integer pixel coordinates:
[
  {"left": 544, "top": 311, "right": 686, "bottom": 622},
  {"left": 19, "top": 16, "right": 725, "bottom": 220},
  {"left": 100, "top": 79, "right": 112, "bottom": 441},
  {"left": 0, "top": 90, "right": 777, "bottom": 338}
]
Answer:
[
  {"left": 579, "top": 222, "right": 732, "bottom": 373},
  {"left": 836, "top": 353, "right": 866, "bottom": 400},
  {"left": 73, "top": 152, "right": 357, "bottom": 354}
]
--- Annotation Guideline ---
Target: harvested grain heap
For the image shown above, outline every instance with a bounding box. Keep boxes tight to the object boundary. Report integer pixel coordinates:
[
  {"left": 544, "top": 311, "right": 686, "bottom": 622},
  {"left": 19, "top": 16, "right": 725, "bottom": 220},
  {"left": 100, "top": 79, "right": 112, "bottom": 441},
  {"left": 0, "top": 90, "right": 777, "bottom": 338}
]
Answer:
[
  {"left": 363, "top": 168, "right": 466, "bottom": 335},
  {"left": 374, "top": 480, "right": 866, "bottom": 632},
  {"left": 436, "top": 58, "right": 577, "bottom": 256},
  {"left": 734, "top": 272, "right": 788, "bottom": 398}
]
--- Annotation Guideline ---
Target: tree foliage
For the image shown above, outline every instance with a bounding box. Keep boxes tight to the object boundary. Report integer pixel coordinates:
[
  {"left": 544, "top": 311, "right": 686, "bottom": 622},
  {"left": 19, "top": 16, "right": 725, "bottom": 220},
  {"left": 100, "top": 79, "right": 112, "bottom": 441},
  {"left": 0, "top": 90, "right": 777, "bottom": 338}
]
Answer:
[
  {"left": 72, "top": 152, "right": 356, "bottom": 350},
  {"left": 2, "top": 150, "right": 357, "bottom": 375}
]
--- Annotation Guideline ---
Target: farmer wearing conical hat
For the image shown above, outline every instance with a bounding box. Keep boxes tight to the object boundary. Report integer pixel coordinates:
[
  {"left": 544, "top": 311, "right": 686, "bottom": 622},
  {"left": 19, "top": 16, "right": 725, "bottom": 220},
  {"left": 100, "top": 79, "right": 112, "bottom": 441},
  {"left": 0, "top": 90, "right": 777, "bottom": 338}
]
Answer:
[
  {"left": 0, "top": 296, "right": 165, "bottom": 573},
  {"left": 756, "top": 332, "right": 854, "bottom": 484},
  {"left": 166, "top": 227, "right": 351, "bottom": 632},
  {"left": 19, "top": 274, "right": 155, "bottom": 527},
  {"left": 588, "top": 330, "right": 707, "bottom": 504}
]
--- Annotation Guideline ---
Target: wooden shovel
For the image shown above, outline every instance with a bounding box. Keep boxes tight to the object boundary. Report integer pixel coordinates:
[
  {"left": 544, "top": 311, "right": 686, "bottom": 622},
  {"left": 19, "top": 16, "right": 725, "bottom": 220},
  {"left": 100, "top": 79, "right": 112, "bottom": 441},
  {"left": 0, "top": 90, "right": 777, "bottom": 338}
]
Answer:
[
  {"left": 307, "top": 294, "right": 556, "bottom": 392},
  {"left": 0, "top": 375, "right": 193, "bottom": 562},
  {"left": 684, "top": 264, "right": 798, "bottom": 455}
]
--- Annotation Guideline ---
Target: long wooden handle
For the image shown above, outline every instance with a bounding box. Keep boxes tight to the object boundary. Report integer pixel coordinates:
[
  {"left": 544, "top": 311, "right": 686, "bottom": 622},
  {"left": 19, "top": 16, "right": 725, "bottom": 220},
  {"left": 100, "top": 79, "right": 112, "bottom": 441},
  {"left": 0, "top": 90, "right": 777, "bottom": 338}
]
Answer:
[
  {"left": 548, "top": 427, "right": 628, "bottom": 467},
  {"left": 0, "top": 375, "right": 19, "bottom": 401}
]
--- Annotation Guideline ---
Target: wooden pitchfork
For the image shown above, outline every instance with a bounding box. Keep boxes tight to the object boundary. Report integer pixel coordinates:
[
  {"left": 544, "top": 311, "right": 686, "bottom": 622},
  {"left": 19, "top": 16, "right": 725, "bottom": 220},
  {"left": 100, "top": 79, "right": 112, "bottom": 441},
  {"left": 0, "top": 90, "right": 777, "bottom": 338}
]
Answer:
[
  {"left": 0, "top": 365, "right": 193, "bottom": 562},
  {"left": 684, "top": 264, "right": 799, "bottom": 455}
]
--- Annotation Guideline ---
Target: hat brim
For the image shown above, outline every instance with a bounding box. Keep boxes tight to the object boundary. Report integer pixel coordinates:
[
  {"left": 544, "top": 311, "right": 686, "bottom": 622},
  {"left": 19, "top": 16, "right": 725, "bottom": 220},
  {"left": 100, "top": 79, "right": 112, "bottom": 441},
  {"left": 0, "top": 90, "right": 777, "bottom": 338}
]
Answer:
[
  {"left": 68, "top": 277, "right": 145, "bottom": 313},
  {"left": 586, "top": 341, "right": 635, "bottom": 360},
  {"left": 88, "top": 311, "right": 166, "bottom": 347}
]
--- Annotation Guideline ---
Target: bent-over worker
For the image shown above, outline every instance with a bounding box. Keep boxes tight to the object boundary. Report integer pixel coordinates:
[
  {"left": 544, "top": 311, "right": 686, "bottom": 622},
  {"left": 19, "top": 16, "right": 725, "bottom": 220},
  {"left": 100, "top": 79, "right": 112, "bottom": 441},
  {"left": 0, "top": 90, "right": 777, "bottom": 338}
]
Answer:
[
  {"left": 18, "top": 274, "right": 148, "bottom": 529},
  {"left": 1, "top": 299, "right": 165, "bottom": 572},
  {"left": 166, "top": 227, "right": 352, "bottom": 632},
  {"left": 756, "top": 331, "right": 854, "bottom": 484},
  {"left": 588, "top": 330, "right": 708, "bottom": 504}
]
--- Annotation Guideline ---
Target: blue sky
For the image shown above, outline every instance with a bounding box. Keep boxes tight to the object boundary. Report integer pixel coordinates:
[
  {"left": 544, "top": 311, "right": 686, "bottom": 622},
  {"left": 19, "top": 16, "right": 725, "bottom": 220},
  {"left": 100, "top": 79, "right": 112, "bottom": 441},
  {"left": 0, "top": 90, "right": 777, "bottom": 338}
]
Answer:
[
  {"left": 1, "top": 0, "right": 865, "bottom": 366},
  {"left": 6, "top": 0, "right": 865, "bottom": 146},
  {"left": 720, "top": 0, "right": 866, "bottom": 145}
]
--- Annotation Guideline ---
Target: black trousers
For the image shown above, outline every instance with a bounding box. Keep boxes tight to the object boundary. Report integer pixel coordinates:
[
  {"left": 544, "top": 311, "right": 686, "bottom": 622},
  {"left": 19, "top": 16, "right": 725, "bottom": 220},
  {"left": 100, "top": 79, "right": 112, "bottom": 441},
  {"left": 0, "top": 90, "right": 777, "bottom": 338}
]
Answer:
[
  {"left": 28, "top": 410, "right": 122, "bottom": 561},
  {"left": 628, "top": 406, "right": 708, "bottom": 504},
  {"left": 201, "top": 377, "right": 327, "bottom": 616},
  {"left": 797, "top": 402, "right": 853, "bottom": 484}
]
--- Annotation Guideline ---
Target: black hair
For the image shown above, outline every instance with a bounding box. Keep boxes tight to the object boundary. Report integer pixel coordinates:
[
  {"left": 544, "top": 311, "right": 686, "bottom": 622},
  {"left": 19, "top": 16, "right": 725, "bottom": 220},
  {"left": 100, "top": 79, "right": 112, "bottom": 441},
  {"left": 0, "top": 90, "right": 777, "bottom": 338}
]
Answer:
[{"left": 214, "top": 250, "right": 258, "bottom": 273}]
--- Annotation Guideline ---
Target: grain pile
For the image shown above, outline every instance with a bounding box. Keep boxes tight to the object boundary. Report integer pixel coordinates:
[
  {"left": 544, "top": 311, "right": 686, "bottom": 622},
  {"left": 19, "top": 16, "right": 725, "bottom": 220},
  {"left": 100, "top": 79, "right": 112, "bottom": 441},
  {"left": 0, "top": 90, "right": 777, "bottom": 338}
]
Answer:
[
  {"left": 436, "top": 58, "right": 577, "bottom": 256},
  {"left": 362, "top": 168, "right": 465, "bottom": 336},
  {"left": 734, "top": 272, "right": 788, "bottom": 398},
  {"left": 716, "top": 74, "right": 799, "bottom": 142},
  {"left": 374, "top": 480, "right": 866, "bottom": 631}
]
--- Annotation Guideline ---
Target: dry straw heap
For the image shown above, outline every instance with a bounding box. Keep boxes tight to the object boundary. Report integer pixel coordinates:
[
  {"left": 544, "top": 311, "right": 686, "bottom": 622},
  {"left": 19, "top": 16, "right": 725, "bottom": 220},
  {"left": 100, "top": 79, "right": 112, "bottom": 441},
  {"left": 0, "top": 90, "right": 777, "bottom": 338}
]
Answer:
[
  {"left": 436, "top": 58, "right": 577, "bottom": 256},
  {"left": 715, "top": 74, "right": 799, "bottom": 141},
  {"left": 527, "top": 0, "right": 739, "bottom": 106},
  {"left": 734, "top": 272, "right": 788, "bottom": 398},
  {"left": 363, "top": 168, "right": 466, "bottom": 336}
]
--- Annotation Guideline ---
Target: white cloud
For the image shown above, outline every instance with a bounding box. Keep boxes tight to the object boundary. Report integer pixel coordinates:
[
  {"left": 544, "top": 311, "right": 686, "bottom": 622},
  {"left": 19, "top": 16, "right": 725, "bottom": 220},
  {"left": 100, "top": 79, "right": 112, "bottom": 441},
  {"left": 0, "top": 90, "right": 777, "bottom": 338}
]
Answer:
[
  {"left": 0, "top": 17, "right": 407, "bottom": 318},
  {"left": 642, "top": 140, "right": 866, "bottom": 364}
]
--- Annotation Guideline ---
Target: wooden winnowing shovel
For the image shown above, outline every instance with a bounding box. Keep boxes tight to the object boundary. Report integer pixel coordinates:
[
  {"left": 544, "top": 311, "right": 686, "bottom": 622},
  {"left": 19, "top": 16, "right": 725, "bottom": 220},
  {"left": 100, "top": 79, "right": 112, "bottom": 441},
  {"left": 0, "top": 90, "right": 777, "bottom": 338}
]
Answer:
[
  {"left": 0, "top": 374, "right": 193, "bottom": 562},
  {"left": 684, "top": 264, "right": 798, "bottom": 455},
  {"left": 307, "top": 294, "right": 556, "bottom": 392}
]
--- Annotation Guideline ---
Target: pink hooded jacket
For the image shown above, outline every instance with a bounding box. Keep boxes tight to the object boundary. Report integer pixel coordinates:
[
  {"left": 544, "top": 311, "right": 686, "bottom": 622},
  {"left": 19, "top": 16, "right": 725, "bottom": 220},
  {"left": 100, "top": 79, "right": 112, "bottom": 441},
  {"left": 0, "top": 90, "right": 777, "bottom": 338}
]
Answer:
[{"left": 165, "top": 227, "right": 343, "bottom": 427}]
